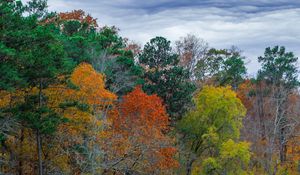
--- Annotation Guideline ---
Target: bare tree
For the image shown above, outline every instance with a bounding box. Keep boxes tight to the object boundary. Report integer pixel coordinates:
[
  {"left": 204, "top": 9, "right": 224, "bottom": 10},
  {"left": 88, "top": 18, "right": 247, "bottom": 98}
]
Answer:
[{"left": 175, "top": 34, "right": 209, "bottom": 80}]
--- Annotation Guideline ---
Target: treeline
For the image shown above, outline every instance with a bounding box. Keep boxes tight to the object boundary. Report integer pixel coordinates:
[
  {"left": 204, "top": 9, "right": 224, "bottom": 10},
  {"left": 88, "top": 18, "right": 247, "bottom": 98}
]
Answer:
[{"left": 1, "top": 0, "right": 300, "bottom": 175}]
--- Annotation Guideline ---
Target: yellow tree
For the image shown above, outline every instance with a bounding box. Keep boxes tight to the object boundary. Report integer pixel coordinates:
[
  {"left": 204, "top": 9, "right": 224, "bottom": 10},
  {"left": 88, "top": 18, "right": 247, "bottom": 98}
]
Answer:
[
  {"left": 177, "top": 86, "right": 247, "bottom": 175},
  {"left": 0, "top": 63, "right": 116, "bottom": 174},
  {"left": 44, "top": 63, "right": 117, "bottom": 174}
]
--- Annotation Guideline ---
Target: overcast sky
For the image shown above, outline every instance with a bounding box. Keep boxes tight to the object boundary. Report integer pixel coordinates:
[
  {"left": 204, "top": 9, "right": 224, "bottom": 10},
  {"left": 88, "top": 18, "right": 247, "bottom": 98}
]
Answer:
[{"left": 44, "top": 0, "right": 300, "bottom": 74}]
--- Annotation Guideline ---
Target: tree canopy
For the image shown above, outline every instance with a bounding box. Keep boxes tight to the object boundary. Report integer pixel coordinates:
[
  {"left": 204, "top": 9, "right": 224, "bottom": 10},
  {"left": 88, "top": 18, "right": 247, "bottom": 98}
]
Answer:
[{"left": 1, "top": 1, "right": 300, "bottom": 175}]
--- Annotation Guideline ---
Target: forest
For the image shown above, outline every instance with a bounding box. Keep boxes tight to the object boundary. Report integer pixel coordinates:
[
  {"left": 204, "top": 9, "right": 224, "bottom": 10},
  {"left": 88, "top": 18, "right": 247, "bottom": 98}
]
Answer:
[{"left": 1, "top": 0, "right": 300, "bottom": 174}]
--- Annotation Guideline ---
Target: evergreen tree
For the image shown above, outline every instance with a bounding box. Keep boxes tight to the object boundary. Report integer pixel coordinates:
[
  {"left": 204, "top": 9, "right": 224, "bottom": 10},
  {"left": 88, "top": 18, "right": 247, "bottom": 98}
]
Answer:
[
  {"left": 0, "top": 1, "right": 68, "bottom": 174},
  {"left": 139, "top": 36, "right": 195, "bottom": 121},
  {"left": 258, "top": 46, "right": 299, "bottom": 162}
]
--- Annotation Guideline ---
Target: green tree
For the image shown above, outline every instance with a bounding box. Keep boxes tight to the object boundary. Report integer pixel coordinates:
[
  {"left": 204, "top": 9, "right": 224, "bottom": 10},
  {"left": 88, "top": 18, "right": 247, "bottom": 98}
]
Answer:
[
  {"left": 91, "top": 27, "right": 144, "bottom": 96},
  {"left": 0, "top": 1, "right": 68, "bottom": 174},
  {"left": 0, "top": 0, "right": 26, "bottom": 91},
  {"left": 177, "top": 86, "right": 246, "bottom": 175},
  {"left": 47, "top": 10, "right": 143, "bottom": 95},
  {"left": 194, "top": 48, "right": 226, "bottom": 82},
  {"left": 195, "top": 47, "right": 246, "bottom": 89},
  {"left": 139, "top": 36, "right": 195, "bottom": 121},
  {"left": 202, "top": 140, "right": 251, "bottom": 175},
  {"left": 16, "top": 22, "right": 66, "bottom": 175},
  {"left": 219, "top": 52, "right": 247, "bottom": 90},
  {"left": 258, "top": 46, "right": 299, "bottom": 163},
  {"left": 139, "top": 36, "right": 178, "bottom": 69},
  {"left": 55, "top": 10, "right": 99, "bottom": 65}
]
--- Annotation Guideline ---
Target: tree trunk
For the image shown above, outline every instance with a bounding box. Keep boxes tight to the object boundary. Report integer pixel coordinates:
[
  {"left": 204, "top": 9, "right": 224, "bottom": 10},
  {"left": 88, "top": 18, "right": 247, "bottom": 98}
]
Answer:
[
  {"left": 186, "top": 157, "right": 194, "bottom": 175},
  {"left": 277, "top": 91, "right": 287, "bottom": 163},
  {"left": 18, "top": 129, "right": 24, "bottom": 175},
  {"left": 257, "top": 82, "right": 266, "bottom": 139},
  {"left": 279, "top": 127, "right": 287, "bottom": 162},
  {"left": 36, "top": 129, "right": 43, "bottom": 175},
  {"left": 37, "top": 79, "right": 43, "bottom": 175}
]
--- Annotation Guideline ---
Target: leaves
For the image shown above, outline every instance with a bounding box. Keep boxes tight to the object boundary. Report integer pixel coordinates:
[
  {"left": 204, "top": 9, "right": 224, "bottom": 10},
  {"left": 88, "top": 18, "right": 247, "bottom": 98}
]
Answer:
[
  {"left": 177, "top": 86, "right": 246, "bottom": 174},
  {"left": 2, "top": 1, "right": 300, "bottom": 175},
  {"left": 140, "top": 37, "right": 196, "bottom": 121},
  {"left": 106, "top": 86, "right": 178, "bottom": 174},
  {"left": 202, "top": 140, "right": 252, "bottom": 175}
]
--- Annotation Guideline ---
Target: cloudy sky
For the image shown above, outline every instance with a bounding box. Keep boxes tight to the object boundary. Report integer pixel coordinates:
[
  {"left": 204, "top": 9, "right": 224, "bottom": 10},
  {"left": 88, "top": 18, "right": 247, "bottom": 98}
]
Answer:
[{"left": 45, "top": 0, "right": 300, "bottom": 74}]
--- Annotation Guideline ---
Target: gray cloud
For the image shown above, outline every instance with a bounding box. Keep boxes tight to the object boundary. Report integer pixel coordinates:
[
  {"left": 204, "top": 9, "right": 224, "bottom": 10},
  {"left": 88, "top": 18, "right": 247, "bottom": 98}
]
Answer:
[{"left": 42, "top": 0, "right": 300, "bottom": 74}]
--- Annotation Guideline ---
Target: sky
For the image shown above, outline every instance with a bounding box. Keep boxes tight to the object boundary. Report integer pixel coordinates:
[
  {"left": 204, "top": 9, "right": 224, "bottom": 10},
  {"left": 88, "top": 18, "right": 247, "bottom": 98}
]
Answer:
[{"left": 41, "top": 0, "right": 300, "bottom": 74}]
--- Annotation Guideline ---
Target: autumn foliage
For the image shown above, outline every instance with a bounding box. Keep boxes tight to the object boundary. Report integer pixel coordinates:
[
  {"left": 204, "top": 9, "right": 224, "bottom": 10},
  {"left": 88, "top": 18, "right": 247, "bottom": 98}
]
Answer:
[
  {"left": 59, "top": 10, "right": 98, "bottom": 27},
  {"left": 106, "top": 86, "right": 179, "bottom": 173},
  {"left": 45, "top": 9, "right": 98, "bottom": 28},
  {"left": 70, "top": 63, "right": 117, "bottom": 106},
  {"left": 3, "top": 1, "right": 300, "bottom": 175}
]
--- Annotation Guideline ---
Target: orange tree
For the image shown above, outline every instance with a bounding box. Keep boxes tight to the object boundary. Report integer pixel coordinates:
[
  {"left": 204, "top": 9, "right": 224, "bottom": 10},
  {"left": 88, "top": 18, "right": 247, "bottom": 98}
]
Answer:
[{"left": 104, "top": 86, "right": 178, "bottom": 174}]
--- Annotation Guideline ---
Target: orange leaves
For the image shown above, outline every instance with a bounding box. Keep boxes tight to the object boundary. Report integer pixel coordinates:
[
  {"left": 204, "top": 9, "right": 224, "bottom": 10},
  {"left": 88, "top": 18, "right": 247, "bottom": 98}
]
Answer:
[
  {"left": 47, "top": 63, "right": 117, "bottom": 142},
  {"left": 155, "top": 147, "right": 179, "bottom": 169},
  {"left": 43, "top": 9, "right": 98, "bottom": 31},
  {"left": 59, "top": 10, "right": 98, "bottom": 27},
  {"left": 0, "top": 90, "right": 24, "bottom": 108},
  {"left": 113, "top": 86, "right": 168, "bottom": 134},
  {"left": 43, "top": 63, "right": 117, "bottom": 172},
  {"left": 71, "top": 63, "right": 117, "bottom": 107},
  {"left": 107, "top": 86, "right": 178, "bottom": 173},
  {"left": 236, "top": 79, "right": 253, "bottom": 110},
  {"left": 0, "top": 91, "right": 11, "bottom": 108}
]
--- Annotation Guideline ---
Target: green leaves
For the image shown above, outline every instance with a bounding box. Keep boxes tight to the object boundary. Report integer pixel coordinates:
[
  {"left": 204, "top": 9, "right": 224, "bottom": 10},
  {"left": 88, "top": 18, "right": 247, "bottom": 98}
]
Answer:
[
  {"left": 202, "top": 157, "right": 220, "bottom": 175},
  {"left": 219, "top": 54, "right": 247, "bottom": 89},
  {"left": 258, "top": 46, "right": 299, "bottom": 89},
  {"left": 202, "top": 140, "right": 251, "bottom": 175},
  {"left": 139, "top": 36, "right": 179, "bottom": 69},
  {"left": 104, "top": 55, "right": 144, "bottom": 95},
  {"left": 17, "top": 105, "right": 66, "bottom": 135},
  {"left": 140, "top": 37, "right": 195, "bottom": 121},
  {"left": 220, "top": 139, "right": 251, "bottom": 166},
  {"left": 177, "top": 86, "right": 247, "bottom": 173},
  {"left": 143, "top": 66, "right": 195, "bottom": 119},
  {"left": 195, "top": 47, "right": 247, "bottom": 89}
]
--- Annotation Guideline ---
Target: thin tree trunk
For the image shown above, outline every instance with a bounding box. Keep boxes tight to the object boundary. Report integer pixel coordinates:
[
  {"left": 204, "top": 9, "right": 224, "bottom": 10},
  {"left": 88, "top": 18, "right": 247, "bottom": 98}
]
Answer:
[
  {"left": 186, "top": 156, "right": 194, "bottom": 175},
  {"left": 36, "top": 129, "right": 43, "bottom": 175},
  {"left": 257, "top": 82, "right": 266, "bottom": 139},
  {"left": 37, "top": 79, "right": 43, "bottom": 175},
  {"left": 18, "top": 129, "right": 24, "bottom": 175},
  {"left": 279, "top": 122, "right": 287, "bottom": 162},
  {"left": 277, "top": 92, "right": 287, "bottom": 163}
]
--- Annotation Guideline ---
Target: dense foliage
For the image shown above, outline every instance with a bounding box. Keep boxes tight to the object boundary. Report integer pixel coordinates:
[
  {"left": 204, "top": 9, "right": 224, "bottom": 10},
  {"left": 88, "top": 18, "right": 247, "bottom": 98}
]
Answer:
[{"left": 1, "top": 1, "right": 300, "bottom": 175}]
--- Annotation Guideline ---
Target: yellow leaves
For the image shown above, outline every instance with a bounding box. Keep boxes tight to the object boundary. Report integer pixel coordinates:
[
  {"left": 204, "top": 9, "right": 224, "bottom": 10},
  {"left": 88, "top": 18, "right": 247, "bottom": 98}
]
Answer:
[
  {"left": 286, "top": 136, "right": 300, "bottom": 174},
  {"left": 0, "top": 63, "right": 117, "bottom": 174},
  {"left": 45, "top": 63, "right": 117, "bottom": 111},
  {"left": 200, "top": 140, "right": 252, "bottom": 175},
  {"left": 52, "top": 154, "right": 71, "bottom": 174},
  {"left": 0, "top": 90, "right": 25, "bottom": 108},
  {"left": 60, "top": 107, "right": 92, "bottom": 134},
  {"left": 220, "top": 139, "right": 251, "bottom": 165},
  {"left": 44, "top": 63, "right": 116, "bottom": 134},
  {"left": 185, "top": 86, "right": 246, "bottom": 139},
  {"left": 195, "top": 86, "right": 240, "bottom": 111},
  {"left": 0, "top": 90, "right": 11, "bottom": 107},
  {"left": 42, "top": 63, "right": 117, "bottom": 153}
]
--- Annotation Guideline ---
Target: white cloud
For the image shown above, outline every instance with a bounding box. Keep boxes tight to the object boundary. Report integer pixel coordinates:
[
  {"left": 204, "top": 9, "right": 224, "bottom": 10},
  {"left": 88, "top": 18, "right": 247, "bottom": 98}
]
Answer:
[{"left": 43, "top": 0, "right": 300, "bottom": 74}]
